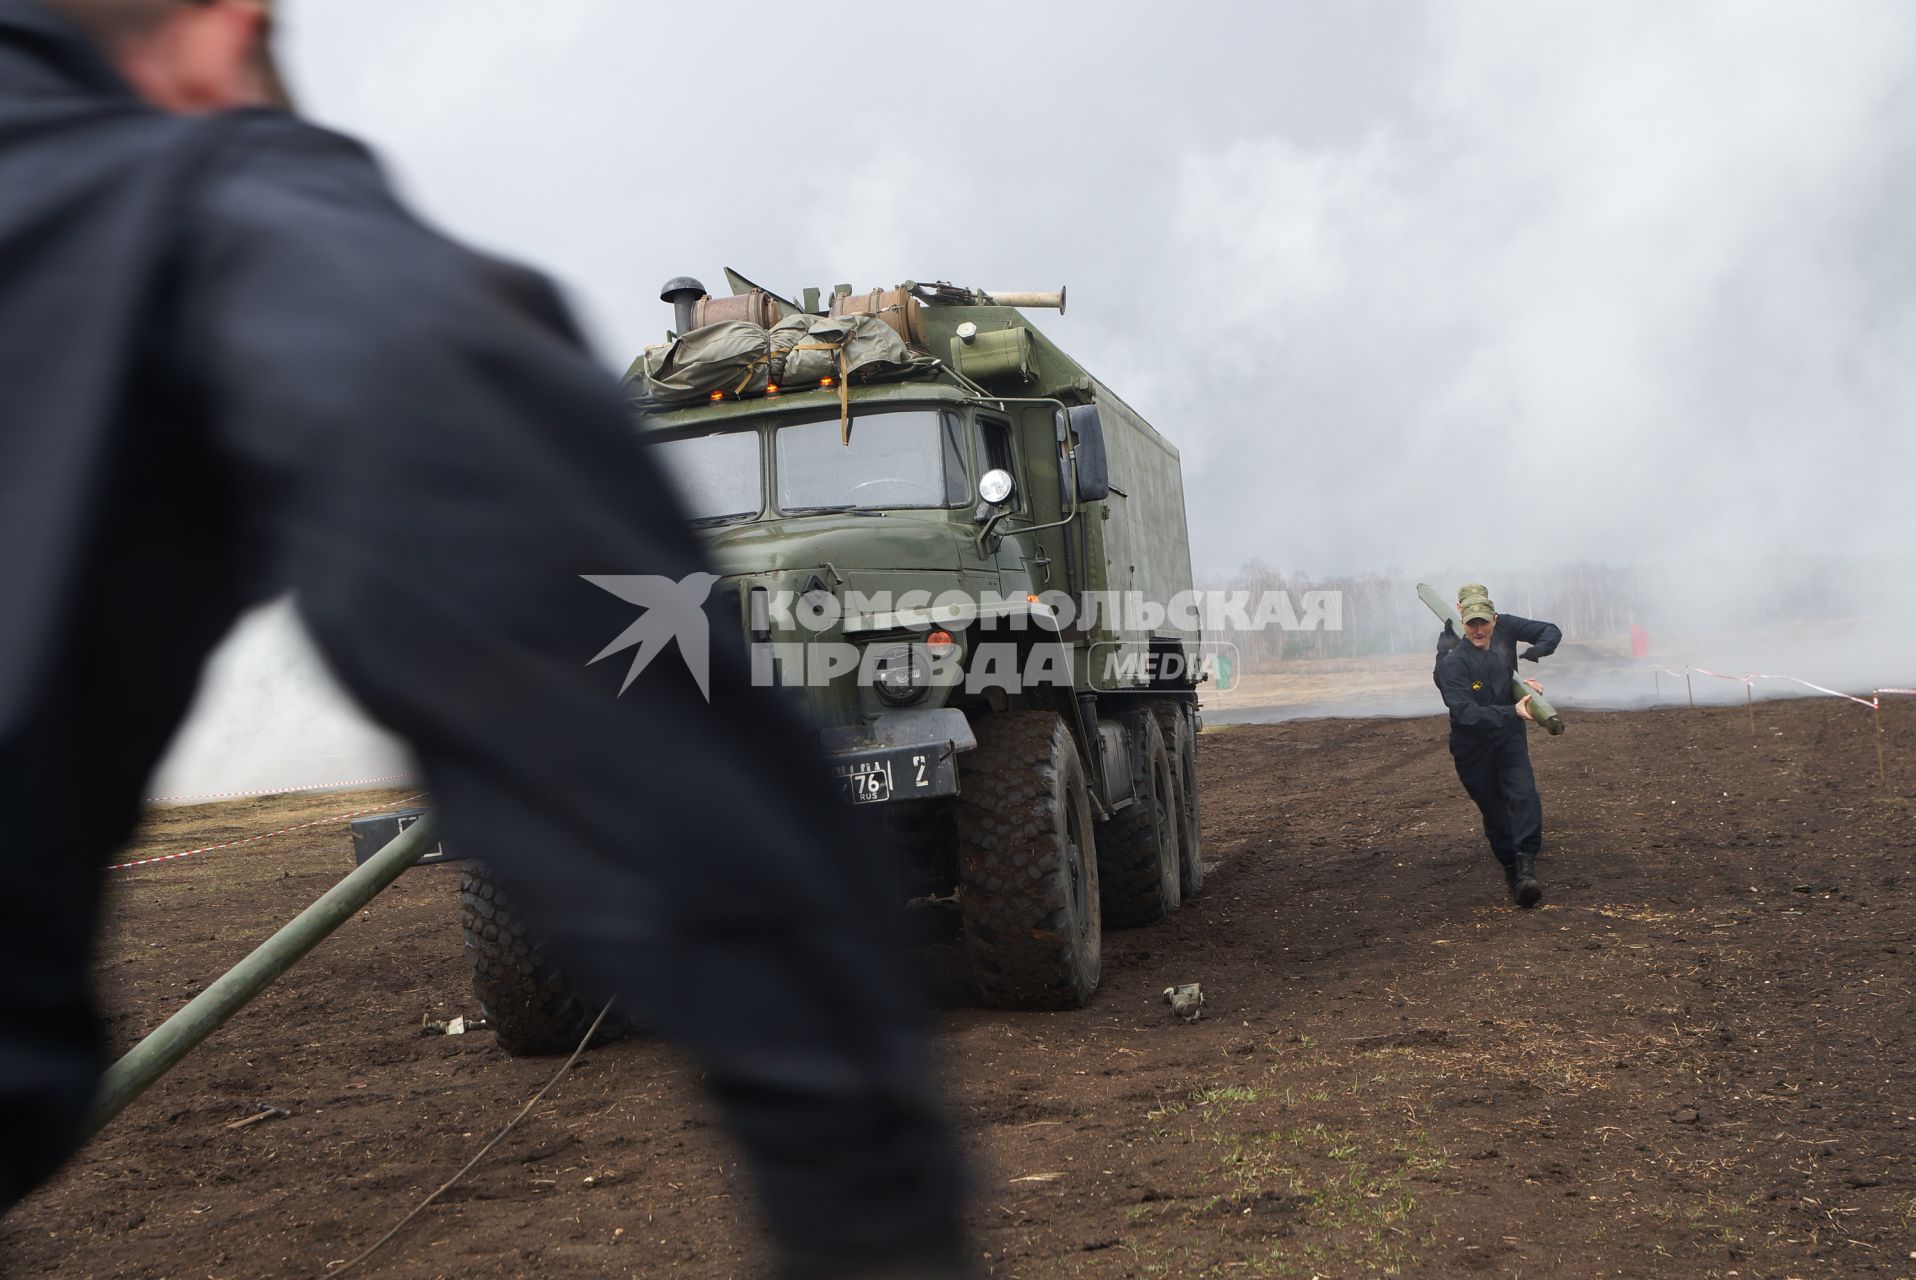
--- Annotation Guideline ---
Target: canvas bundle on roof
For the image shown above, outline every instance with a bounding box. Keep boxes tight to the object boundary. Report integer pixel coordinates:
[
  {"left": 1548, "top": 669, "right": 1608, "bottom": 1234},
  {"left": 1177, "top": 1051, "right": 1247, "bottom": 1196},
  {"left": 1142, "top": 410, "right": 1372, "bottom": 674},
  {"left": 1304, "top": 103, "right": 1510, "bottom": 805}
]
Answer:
[
  {"left": 774, "top": 314, "right": 935, "bottom": 386},
  {"left": 623, "top": 314, "right": 938, "bottom": 411}
]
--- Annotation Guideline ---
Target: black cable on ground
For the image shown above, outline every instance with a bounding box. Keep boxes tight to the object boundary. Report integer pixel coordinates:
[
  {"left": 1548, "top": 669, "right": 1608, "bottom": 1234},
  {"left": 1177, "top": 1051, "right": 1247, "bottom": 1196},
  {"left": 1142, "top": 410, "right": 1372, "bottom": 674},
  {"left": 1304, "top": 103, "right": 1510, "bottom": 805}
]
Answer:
[{"left": 326, "top": 998, "right": 615, "bottom": 1276}]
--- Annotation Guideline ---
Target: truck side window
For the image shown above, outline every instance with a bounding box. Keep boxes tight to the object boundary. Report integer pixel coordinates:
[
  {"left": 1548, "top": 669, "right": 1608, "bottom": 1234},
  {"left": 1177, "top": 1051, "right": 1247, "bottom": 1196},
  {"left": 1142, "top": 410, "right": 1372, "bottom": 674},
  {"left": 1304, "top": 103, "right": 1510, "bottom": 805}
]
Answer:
[
  {"left": 975, "top": 416, "right": 1017, "bottom": 506},
  {"left": 943, "top": 412, "right": 969, "bottom": 505}
]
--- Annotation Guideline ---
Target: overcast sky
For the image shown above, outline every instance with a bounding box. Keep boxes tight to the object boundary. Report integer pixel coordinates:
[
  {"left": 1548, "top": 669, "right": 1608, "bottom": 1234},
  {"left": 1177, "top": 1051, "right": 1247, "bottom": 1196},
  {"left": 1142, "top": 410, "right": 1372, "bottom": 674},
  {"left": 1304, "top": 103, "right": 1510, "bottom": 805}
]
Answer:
[
  {"left": 153, "top": 1, "right": 1916, "bottom": 792},
  {"left": 279, "top": 0, "right": 1916, "bottom": 581}
]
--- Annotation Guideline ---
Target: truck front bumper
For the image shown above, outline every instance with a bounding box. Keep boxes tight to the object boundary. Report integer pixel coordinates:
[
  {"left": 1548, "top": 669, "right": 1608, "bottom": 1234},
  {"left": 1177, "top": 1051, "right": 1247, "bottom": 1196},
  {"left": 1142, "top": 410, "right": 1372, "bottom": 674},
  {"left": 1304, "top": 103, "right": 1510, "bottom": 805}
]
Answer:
[{"left": 819, "top": 709, "right": 977, "bottom": 806}]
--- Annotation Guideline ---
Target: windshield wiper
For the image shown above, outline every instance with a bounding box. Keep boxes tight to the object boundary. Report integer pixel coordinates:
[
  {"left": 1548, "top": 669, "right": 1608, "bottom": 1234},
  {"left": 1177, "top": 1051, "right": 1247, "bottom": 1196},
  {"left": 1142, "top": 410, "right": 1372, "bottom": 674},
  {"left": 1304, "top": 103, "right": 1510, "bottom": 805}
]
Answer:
[
  {"left": 689, "top": 513, "right": 755, "bottom": 528},
  {"left": 784, "top": 505, "right": 886, "bottom": 517}
]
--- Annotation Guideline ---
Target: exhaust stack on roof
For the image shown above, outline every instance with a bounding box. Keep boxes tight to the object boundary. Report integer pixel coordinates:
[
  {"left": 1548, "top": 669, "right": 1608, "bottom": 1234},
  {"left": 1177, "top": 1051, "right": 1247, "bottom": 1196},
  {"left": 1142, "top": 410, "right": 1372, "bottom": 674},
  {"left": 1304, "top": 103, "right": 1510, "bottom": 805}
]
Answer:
[{"left": 659, "top": 276, "right": 707, "bottom": 336}]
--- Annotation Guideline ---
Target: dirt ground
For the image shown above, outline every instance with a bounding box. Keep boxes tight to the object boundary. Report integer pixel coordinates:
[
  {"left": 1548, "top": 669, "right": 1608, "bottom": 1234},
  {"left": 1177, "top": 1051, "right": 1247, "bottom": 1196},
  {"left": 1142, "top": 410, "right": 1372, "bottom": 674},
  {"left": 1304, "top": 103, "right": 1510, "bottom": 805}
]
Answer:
[{"left": 7, "top": 698, "right": 1915, "bottom": 1278}]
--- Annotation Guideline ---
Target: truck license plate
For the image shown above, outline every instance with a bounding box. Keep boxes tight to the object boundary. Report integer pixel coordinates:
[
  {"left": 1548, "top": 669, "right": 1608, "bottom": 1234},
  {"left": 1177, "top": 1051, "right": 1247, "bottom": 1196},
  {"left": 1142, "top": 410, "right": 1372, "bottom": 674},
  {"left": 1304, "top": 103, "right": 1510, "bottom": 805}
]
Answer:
[{"left": 834, "top": 758, "right": 895, "bottom": 804}]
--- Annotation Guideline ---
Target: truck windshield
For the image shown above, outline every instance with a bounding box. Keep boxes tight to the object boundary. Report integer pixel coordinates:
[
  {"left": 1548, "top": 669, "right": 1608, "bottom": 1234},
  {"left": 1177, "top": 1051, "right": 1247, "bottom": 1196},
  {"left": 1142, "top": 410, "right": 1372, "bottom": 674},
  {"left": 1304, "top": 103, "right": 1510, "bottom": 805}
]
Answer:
[
  {"left": 776, "top": 410, "right": 968, "bottom": 512},
  {"left": 649, "top": 430, "right": 762, "bottom": 524}
]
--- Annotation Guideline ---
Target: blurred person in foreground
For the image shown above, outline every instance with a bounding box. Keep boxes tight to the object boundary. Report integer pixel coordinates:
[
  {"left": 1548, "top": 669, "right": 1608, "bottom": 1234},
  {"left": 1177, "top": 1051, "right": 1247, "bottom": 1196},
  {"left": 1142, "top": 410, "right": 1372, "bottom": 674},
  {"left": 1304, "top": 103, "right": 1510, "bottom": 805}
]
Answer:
[
  {"left": 1433, "top": 584, "right": 1561, "bottom": 908},
  {"left": 0, "top": 1, "right": 967, "bottom": 1273}
]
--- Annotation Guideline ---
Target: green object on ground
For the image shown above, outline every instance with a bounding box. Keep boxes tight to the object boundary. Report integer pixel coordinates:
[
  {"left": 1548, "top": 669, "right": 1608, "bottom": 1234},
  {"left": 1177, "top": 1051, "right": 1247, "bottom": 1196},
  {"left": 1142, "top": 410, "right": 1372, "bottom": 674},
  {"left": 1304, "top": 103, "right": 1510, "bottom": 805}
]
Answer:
[
  {"left": 1416, "top": 582, "right": 1566, "bottom": 736},
  {"left": 83, "top": 810, "right": 441, "bottom": 1141}
]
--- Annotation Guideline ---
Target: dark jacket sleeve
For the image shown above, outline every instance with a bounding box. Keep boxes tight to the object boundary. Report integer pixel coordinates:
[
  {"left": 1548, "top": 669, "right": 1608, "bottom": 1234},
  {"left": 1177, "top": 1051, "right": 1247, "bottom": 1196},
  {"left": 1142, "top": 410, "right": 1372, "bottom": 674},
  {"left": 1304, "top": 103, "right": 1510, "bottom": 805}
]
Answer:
[
  {"left": 1436, "top": 651, "right": 1520, "bottom": 734},
  {"left": 178, "top": 117, "right": 960, "bottom": 1265},
  {"left": 1498, "top": 613, "right": 1562, "bottom": 662}
]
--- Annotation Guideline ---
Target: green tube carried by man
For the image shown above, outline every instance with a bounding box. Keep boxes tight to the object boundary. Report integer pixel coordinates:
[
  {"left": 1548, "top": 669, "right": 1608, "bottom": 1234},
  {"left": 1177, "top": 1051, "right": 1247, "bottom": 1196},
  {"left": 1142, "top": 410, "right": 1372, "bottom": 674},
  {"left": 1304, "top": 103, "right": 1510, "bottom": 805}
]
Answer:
[{"left": 1418, "top": 582, "right": 1565, "bottom": 733}]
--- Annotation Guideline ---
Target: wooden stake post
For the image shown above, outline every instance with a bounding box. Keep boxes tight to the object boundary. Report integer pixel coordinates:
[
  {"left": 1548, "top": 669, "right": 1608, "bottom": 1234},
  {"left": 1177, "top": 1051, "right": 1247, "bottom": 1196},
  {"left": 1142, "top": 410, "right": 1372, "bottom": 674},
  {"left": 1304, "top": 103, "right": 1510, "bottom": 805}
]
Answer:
[{"left": 1877, "top": 701, "right": 1889, "bottom": 788}]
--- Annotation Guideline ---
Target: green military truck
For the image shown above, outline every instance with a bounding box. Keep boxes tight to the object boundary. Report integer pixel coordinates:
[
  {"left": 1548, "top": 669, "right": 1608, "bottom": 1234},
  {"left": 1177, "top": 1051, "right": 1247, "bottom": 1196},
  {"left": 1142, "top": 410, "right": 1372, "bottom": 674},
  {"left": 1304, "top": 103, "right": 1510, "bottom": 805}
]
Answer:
[{"left": 460, "top": 274, "right": 1205, "bottom": 1052}]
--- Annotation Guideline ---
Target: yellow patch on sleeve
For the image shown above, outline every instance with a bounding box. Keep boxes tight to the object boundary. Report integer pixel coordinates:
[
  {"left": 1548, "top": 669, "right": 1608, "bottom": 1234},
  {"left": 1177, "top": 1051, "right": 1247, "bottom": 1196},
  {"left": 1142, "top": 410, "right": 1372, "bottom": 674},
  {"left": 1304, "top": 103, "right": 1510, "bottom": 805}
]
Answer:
[{"left": 1471, "top": 680, "right": 1483, "bottom": 691}]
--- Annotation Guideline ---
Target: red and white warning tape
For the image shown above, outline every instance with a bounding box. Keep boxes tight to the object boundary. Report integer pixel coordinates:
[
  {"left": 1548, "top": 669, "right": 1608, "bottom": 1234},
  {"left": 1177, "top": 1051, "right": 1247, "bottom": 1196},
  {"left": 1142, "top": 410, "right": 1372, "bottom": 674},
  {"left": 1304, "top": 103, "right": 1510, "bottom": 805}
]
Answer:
[
  {"left": 1652, "top": 665, "right": 1910, "bottom": 711},
  {"left": 142, "top": 773, "right": 413, "bottom": 805},
  {"left": 108, "top": 794, "right": 428, "bottom": 873}
]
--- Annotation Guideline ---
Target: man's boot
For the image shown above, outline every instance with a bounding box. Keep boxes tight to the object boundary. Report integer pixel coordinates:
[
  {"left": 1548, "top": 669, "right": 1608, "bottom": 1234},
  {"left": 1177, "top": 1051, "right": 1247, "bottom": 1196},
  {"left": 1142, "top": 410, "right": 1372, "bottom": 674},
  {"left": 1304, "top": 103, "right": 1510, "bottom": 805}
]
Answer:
[{"left": 1511, "top": 853, "right": 1542, "bottom": 909}]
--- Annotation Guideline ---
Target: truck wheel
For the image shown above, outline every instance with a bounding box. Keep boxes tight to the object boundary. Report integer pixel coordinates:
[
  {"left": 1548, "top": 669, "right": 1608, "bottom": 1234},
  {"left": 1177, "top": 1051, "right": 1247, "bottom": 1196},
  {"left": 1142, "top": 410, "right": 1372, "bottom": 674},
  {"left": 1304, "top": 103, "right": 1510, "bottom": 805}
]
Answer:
[
  {"left": 460, "top": 863, "right": 611, "bottom": 1056},
  {"left": 1153, "top": 701, "right": 1204, "bottom": 898},
  {"left": 956, "top": 711, "right": 1101, "bottom": 1009},
  {"left": 1099, "top": 711, "right": 1182, "bottom": 927}
]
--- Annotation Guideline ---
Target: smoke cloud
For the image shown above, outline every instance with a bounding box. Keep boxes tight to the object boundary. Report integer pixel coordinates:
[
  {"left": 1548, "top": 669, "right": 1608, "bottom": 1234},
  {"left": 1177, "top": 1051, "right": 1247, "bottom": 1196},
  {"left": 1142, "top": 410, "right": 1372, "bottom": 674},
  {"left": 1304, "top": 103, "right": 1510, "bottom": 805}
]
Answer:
[{"left": 152, "top": 1, "right": 1916, "bottom": 791}]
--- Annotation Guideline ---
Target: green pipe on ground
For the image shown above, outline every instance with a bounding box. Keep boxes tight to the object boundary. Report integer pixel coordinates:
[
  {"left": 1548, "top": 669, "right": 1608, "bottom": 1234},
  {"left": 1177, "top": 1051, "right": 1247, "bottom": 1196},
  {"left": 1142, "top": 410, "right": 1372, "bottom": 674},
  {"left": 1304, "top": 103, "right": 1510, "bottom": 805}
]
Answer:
[{"left": 83, "top": 810, "right": 441, "bottom": 1142}]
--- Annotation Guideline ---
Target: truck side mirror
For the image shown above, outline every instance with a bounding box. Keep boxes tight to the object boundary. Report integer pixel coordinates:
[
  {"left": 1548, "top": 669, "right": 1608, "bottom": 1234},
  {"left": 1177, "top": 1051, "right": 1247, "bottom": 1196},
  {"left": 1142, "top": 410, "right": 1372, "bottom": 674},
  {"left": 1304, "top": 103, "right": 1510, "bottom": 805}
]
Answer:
[{"left": 1064, "top": 403, "right": 1111, "bottom": 503}]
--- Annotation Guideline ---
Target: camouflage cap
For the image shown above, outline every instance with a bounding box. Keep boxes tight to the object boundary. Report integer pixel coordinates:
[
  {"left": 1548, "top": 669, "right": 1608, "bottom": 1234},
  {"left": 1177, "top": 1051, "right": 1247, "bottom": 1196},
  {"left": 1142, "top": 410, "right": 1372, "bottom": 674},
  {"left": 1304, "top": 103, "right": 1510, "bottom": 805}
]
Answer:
[
  {"left": 1459, "top": 596, "right": 1496, "bottom": 623},
  {"left": 1456, "top": 582, "right": 1490, "bottom": 604}
]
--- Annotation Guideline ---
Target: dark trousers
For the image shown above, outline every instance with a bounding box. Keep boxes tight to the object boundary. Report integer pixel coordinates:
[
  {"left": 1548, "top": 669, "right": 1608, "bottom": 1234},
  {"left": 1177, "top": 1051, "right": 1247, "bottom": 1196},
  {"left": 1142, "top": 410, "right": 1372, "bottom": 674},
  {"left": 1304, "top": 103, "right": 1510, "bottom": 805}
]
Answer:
[{"left": 1449, "top": 728, "right": 1543, "bottom": 869}]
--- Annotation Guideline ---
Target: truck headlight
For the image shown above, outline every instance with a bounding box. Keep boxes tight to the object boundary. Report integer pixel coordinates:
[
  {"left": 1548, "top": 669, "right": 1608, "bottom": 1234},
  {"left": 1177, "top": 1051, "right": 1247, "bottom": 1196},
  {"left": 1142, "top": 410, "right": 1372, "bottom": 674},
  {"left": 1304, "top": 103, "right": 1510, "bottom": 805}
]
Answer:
[{"left": 869, "top": 643, "right": 929, "bottom": 706}]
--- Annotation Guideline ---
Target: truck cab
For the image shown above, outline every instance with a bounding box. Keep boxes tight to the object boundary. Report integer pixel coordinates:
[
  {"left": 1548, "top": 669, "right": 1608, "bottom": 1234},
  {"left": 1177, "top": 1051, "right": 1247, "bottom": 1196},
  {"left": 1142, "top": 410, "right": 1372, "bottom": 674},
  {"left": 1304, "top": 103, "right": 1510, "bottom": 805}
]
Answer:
[
  {"left": 636, "top": 278, "right": 1206, "bottom": 1010},
  {"left": 456, "top": 276, "right": 1208, "bottom": 1050}
]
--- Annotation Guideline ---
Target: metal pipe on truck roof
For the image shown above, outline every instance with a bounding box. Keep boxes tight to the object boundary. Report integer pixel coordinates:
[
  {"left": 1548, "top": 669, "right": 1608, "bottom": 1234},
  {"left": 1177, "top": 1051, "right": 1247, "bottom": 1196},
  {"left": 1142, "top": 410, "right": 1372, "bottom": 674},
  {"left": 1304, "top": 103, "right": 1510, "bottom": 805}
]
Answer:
[
  {"left": 82, "top": 811, "right": 442, "bottom": 1142},
  {"left": 659, "top": 276, "right": 707, "bottom": 337},
  {"left": 982, "top": 288, "right": 1066, "bottom": 314}
]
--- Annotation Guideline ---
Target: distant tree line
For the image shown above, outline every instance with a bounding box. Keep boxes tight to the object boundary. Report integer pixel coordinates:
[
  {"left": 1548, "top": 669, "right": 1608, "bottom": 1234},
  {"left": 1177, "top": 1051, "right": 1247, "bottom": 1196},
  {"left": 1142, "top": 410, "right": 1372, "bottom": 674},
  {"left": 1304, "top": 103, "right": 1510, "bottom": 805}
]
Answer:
[{"left": 1198, "top": 562, "right": 1642, "bottom": 668}]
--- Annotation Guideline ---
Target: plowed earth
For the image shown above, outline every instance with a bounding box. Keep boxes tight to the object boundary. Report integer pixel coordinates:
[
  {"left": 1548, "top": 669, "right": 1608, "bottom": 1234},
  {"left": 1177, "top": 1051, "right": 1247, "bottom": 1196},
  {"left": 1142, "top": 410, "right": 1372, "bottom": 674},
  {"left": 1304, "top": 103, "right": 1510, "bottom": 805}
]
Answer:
[{"left": 7, "top": 699, "right": 1915, "bottom": 1278}]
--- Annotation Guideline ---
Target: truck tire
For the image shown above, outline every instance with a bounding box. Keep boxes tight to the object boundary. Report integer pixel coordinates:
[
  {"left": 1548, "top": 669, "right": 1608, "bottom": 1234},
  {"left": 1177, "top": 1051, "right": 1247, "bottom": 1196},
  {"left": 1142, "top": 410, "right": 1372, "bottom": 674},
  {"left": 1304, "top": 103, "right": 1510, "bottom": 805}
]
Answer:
[
  {"left": 460, "top": 863, "right": 610, "bottom": 1056},
  {"left": 955, "top": 711, "right": 1101, "bottom": 1009},
  {"left": 1098, "top": 711, "right": 1182, "bottom": 927},
  {"left": 1152, "top": 700, "right": 1204, "bottom": 898}
]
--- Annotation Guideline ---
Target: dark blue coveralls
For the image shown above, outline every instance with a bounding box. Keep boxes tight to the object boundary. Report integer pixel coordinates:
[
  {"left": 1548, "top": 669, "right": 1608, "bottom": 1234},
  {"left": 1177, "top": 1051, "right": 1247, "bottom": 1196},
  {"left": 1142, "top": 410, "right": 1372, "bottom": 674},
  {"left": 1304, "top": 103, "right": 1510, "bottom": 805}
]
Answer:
[
  {"left": 0, "top": 5, "right": 964, "bottom": 1274},
  {"left": 1433, "top": 615, "right": 1561, "bottom": 877}
]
